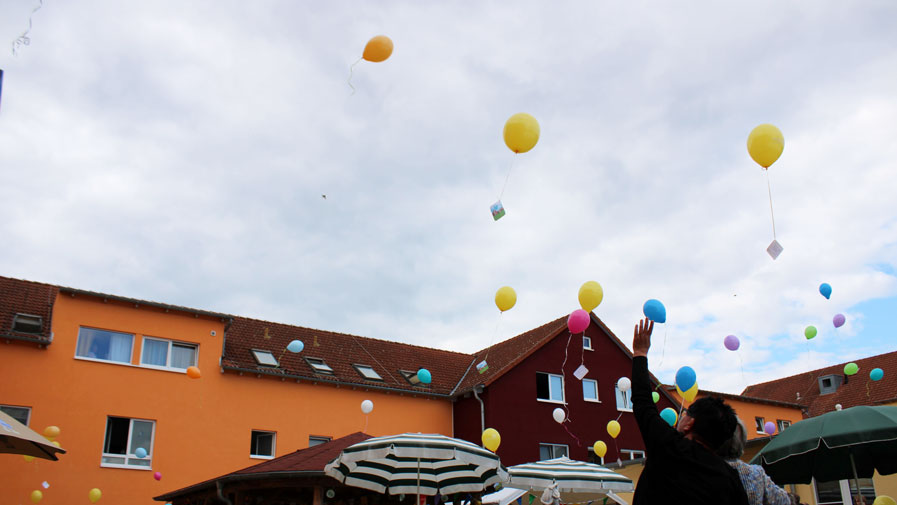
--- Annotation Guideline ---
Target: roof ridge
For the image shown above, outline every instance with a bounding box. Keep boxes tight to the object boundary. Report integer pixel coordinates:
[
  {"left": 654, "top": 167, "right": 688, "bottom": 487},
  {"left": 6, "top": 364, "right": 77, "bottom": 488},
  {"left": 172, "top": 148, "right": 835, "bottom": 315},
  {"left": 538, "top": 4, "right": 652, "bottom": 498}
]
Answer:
[{"left": 743, "top": 348, "right": 897, "bottom": 392}]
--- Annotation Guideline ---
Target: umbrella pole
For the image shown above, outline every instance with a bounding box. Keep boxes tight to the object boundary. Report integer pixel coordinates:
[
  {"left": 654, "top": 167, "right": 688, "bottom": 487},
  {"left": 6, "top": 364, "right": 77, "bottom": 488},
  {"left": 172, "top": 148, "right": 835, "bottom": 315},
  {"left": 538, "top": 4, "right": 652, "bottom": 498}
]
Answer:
[
  {"left": 849, "top": 451, "right": 861, "bottom": 504},
  {"left": 417, "top": 456, "right": 421, "bottom": 505}
]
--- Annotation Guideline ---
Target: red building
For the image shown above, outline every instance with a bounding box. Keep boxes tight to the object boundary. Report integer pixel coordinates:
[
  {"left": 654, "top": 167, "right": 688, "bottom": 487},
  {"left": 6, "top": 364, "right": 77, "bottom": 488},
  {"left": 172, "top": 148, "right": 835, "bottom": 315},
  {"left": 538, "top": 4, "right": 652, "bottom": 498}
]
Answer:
[{"left": 451, "top": 314, "right": 680, "bottom": 466}]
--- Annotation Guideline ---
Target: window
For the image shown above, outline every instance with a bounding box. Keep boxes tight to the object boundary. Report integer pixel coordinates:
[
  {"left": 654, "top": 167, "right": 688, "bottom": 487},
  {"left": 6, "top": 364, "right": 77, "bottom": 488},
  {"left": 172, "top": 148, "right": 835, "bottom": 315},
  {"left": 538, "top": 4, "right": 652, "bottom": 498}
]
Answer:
[
  {"left": 304, "top": 357, "right": 334, "bottom": 374},
  {"left": 583, "top": 336, "right": 592, "bottom": 350},
  {"left": 251, "top": 349, "right": 279, "bottom": 367},
  {"left": 536, "top": 373, "right": 565, "bottom": 403},
  {"left": 777, "top": 420, "right": 791, "bottom": 432},
  {"left": 141, "top": 337, "right": 197, "bottom": 370},
  {"left": 0, "top": 405, "right": 31, "bottom": 425},
  {"left": 621, "top": 449, "right": 646, "bottom": 460},
  {"left": 101, "top": 416, "right": 155, "bottom": 469},
  {"left": 583, "top": 379, "right": 599, "bottom": 402},
  {"left": 814, "top": 477, "right": 875, "bottom": 505},
  {"left": 539, "top": 443, "right": 568, "bottom": 460},
  {"left": 12, "top": 313, "right": 43, "bottom": 333},
  {"left": 615, "top": 382, "right": 632, "bottom": 411},
  {"left": 250, "top": 430, "right": 276, "bottom": 458},
  {"left": 354, "top": 364, "right": 383, "bottom": 381},
  {"left": 587, "top": 446, "right": 604, "bottom": 465},
  {"left": 755, "top": 417, "right": 766, "bottom": 434},
  {"left": 819, "top": 375, "right": 842, "bottom": 395},
  {"left": 76, "top": 327, "right": 134, "bottom": 364},
  {"left": 309, "top": 436, "right": 331, "bottom": 447}
]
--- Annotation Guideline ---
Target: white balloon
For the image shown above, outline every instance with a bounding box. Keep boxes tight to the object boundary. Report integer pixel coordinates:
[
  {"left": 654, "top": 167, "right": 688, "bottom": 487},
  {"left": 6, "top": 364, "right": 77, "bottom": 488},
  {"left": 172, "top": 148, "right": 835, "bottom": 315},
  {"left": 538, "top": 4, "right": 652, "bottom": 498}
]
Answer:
[
  {"left": 552, "top": 408, "right": 566, "bottom": 424},
  {"left": 361, "top": 400, "right": 374, "bottom": 414},
  {"left": 835, "top": 404, "right": 842, "bottom": 411},
  {"left": 618, "top": 377, "right": 631, "bottom": 392}
]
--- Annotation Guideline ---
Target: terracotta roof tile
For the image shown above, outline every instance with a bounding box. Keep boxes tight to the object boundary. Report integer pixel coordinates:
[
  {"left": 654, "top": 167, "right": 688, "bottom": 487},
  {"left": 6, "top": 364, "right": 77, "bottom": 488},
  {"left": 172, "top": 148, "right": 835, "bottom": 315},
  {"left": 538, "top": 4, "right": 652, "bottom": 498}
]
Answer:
[
  {"left": 222, "top": 316, "right": 476, "bottom": 396},
  {"left": 0, "top": 275, "right": 58, "bottom": 344},
  {"left": 742, "top": 350, "right": 897, "bottom": 417}
]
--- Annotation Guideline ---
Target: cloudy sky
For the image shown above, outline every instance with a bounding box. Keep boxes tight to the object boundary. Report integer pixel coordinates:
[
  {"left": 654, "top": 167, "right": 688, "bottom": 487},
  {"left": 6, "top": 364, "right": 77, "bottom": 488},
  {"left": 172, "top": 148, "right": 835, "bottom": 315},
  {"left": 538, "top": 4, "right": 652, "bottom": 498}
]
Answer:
[{"left": 1, "top": 1, "right": 895, "bottom": 394}]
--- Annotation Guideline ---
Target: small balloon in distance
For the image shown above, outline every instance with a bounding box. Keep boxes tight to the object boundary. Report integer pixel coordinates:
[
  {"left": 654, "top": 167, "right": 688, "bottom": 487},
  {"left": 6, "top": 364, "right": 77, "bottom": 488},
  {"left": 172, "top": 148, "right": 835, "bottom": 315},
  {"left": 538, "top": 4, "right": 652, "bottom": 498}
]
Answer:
[
  {"left": 746, "top": 124, "right": 785, "bottom": 168},
  {"left": 416, "top": 368, "right": 432, "bottom": 384},
  {"left": 31, "top": 490, "right": 43, "bottom": 504},
  {"left": 844, "top": 363, "right": 859, "bottom": 376},
  {"left": 43, "top": 426, "right": 60, "bottom": 441},
  {"left": 592, "top": 440, "right": 607, "bottom": 458},
  {"left": 819, "top": 283, "right": 832, "bottom": 299},
  {"left": 552, "top": 408, "right": 566, "bottom": 424},
  {"left": 361, "top": 400, "right": 374, "bottom": 414},
  {"left": 495, "top": 286, "right": 517, "bottom": 312},
  {"left": 606, "top": 420, "right": 621, "bottom": 439},
  {"left": 578, "top": 281, "right": 604, "bottom": 312},
  {"left": 482, "top": 428, "right": 500, "bottom": 452},
  {"left": 503, "top": 113, "right": 540, "bottom": 154},
  {"left": 154, "top": 471, "right": 162, "bottom": 481},
  {"left": 362, "top": 35, "right": 393, "bottom": 63},
  {"left": 675, "top": 366, "right": 696, "bottom": 392},
  {"left": 643, "top": 299, "right": 666, "bottom": 323},
  {"left": 186, "top": 366, "right": 201, "bottom": 379},
  {"left": 833, "top": 314, "right": 845, "bottom": 328},
  {"left": 135, "top": 447, "right": 147, "bottom": 458},
  {"left": 287, "top": 340, "right": 304, "bottom": 353},
  {"left": 870, "top": 368, "right": 884, "bottom": 381},
  {"left": 873, "top": 495, "right": 897, "bottom": 505},
  {"left": 804, "top": 326, "right": 817, "bottom": 340},
  {"left": 764, "top": 422, "right": 776, "bottom": 435},
  {"left": 724, "top": 335, "right": 740, "bottom": 351},
  {"left": 651, "top": 392, "right": 660, "bottom": 404},
  {"left": 567, "top": 309, "right": 590, "bottom": 334},
  {"left": 660, "top": 408, "right": 678, "bottom": 427},
  {"left": 617, "top": 377, "right": 631, "bottom": 392},
  {"left": 88, "top": 488, "right": 102, "bottom": 503}
]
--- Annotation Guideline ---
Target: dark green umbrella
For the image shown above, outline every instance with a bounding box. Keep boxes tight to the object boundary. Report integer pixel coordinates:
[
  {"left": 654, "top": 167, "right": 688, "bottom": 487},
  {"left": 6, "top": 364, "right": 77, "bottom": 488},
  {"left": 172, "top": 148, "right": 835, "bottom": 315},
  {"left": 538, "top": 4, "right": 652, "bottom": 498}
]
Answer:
[{"left": 750, "top": 405, "right": 897, "bottom": 491}]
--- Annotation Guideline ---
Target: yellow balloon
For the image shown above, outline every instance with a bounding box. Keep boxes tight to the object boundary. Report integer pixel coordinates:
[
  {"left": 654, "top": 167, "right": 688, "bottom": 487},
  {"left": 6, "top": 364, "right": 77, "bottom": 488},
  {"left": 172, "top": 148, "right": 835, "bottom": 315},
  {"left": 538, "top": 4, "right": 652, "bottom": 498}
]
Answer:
[
  {"left": 607, "top": 420, "right": 621, "bottom": 439},
  {"left": 747, "top": 124, "right": 784, "bottom": 168},
  {"left": 503, "top": 113, "right": 540, "bottom": 154},
  {"left": 31, "top": 490, "right": 43, "bottom": 503},
  {"left": 592, "top": 440, "right": 607, "bottom": 458},
  {"left": 43, "top": 425, "right": 60, "bottom": 441},
  {"left": 495, "top": 286, "right": 517, "bottom": 312},
  {"left": 578, "top": 281, "right": 604, "bottom": 312},
  {"left": 677, "top": 383, "right": 699, "bottom": 403},
  {"left": 873, "top": 496, "right": 897, "bottom": 505},
  {"left": 362, "top": 35, "right": 393, "bottom": 63},
  {"left": 88, "top": 488, "right": 102, "bottom": 503},
  {"left": 51, "top": 440, "right": 61, "bottom": 448},
  {"left": 24, "top": 455, "right": 35, "bottom": 462},
  {"left": 482, "top": 428, "right": 501, "bottom": 452}
]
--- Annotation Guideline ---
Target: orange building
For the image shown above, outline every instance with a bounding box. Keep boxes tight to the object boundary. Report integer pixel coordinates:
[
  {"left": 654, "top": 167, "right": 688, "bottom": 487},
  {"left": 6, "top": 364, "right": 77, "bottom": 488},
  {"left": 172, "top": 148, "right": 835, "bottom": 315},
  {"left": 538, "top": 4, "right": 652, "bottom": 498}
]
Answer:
[{"left": 0, "top": 276, "right": 471, "bottom": 504}]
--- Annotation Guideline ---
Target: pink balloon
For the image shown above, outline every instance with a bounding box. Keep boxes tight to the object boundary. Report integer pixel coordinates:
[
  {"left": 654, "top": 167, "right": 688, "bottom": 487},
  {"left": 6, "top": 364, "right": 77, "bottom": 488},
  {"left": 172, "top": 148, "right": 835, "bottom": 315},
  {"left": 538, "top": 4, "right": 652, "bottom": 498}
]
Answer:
[
  {"left": 153, "top": 472, "right": 162, "bottom": 481},
  {"left": 724, "top": 335, "right": 740, "bottom": 351},
  {"left": 833, "top": 314, "right": 845, "bottom": 328},
  {"left": 567, "top": 309, "right": 590, "bottom": 334}
]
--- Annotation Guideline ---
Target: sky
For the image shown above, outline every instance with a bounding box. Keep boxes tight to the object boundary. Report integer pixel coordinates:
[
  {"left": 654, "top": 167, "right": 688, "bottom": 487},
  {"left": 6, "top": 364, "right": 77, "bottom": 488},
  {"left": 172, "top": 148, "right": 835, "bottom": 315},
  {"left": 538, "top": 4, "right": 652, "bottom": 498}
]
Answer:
[{"left": 1, "top": 1, "right": 895, "bottom": 394}]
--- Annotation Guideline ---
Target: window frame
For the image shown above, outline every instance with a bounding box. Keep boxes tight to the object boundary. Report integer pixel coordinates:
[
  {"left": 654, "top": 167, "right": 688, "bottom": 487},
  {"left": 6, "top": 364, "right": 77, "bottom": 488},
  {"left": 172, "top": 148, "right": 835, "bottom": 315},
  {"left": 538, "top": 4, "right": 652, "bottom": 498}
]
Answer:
[
  {"left": 587, "top": 446, "right": 604, "bottom": 466},
  {"left": 100, "top": 416, "right": 155, "bottom": 470},
  {"left": 12, "top": 313, "right": 43, "bottom": 334},
  {"left": 615, "top": 382, "right": 633, "bottom": 412},
  {"left": 250, "top": 430, "right": 277, "bottom": 459},
  {"left": 777, "top": 419, "right": 792, "bottom": 432},
  {"left": 251, "top": 349, "right": 279, "bottom": 367},
  {"left": 353, "top": 364, "right": 383, "bottom": 381},
  {"left": 755, "top": 417, "right": 766, "bottom": 434},
  {"left": 583, "top": 336, "right": 593, "bottom": 351},
  {"left": 819, "top": 374, "right": 842, "bottom": 395},
  {"left": 139, "top": 336, "right": 198, "bottom": 372},
  {"left": 621, "top": 449, "right": 646, "bottom": 460},
  {"left": 75, "top": 326, "right": 135, "bottom": 365},
  {"left": 536, "top": 372, "right": 565, "bottom": 404},
  {"left": 813, "top": 477, "right": 875, "bottom": 505},
  {"left": 582, "top": 379, "right": 600, "bottom": 403},
  {"left": 0, "top": 405, "right": 31, "bottom": 426},
  {"left": 304, "top": 357, "right": 334, "bottom": 375},
  {"left": 309, "top": 435, "right": 332, "bottom": 447},
  {"left": 538, "top": 443, "right": 569, "bottom": 461}
]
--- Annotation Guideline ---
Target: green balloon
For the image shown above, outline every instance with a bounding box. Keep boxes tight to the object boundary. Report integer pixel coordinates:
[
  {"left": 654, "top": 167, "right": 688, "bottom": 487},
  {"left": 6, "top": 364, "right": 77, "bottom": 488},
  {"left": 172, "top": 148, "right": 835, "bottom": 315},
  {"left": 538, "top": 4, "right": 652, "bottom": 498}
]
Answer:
[
  {"left": 652, "top": 392, "right": 660, "bottom": 403},
  {"left": 805, "top": 326, "right": 817, "bottom": 339},
  {"left": 844, "top": 362, "right": 859, "bottom": 376}
]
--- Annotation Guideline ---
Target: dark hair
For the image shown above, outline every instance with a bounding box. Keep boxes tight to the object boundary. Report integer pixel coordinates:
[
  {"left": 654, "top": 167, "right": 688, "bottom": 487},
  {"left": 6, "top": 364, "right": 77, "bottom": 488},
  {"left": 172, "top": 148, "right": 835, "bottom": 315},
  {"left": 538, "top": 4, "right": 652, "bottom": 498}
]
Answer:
[
  {"left": 687, "top": 396, "right": 738, "bottom": 450},
  {"left": 716, "top": 417, "right": 747, "bottom": 459}
]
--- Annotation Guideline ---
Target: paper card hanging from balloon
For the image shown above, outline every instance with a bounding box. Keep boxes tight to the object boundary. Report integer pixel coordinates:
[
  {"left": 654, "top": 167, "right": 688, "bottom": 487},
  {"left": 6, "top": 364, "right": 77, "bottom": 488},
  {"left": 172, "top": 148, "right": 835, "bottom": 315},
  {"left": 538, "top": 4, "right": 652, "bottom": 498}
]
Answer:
[
  {"left": 767, "top": 239, "right": 783, "bottom": 260},
  {"left": 490, "top": 201, "right": 506, "bottom": 221},
  {"left": 573, "top": 364, "right": 588, "bottom": 380},
  {"left": 477, "top": 360, "right": 489, "bottom": 374}
]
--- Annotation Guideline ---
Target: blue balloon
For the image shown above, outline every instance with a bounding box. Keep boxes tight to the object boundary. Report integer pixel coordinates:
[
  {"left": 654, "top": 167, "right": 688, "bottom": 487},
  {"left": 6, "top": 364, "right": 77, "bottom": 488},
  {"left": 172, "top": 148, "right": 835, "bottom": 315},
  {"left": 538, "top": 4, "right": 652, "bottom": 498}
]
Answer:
[
  {"left": 819, "top": 283, "right": 832, "bottom": 299},
  {"left": 417, "top": 368, "right": 432, "bottom": 384},
  {"left": 870, "top": 368, "right": 884, "bottom": 381},
  {"left": 675, "top": 366, "right": 696, "bottom": 392},
  {"left": 660, "top": 407, "right": 678, "bottom": 427},
  {"left": 135, "top": 447, "right": 147, "bottom": 458},
  {"left": 287, "top": 340, "right": 304, "bottom": 353},
  {"left": 643, "top": 299, "right": 667, "bottom": 323}
]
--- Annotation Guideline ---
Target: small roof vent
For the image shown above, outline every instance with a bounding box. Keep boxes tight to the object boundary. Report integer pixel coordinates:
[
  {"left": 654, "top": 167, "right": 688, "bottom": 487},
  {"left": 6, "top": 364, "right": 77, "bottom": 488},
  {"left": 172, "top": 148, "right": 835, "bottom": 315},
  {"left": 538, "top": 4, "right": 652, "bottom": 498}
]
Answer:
[{"left": 13, "top": 314, "right": 43, "bottom": 334}]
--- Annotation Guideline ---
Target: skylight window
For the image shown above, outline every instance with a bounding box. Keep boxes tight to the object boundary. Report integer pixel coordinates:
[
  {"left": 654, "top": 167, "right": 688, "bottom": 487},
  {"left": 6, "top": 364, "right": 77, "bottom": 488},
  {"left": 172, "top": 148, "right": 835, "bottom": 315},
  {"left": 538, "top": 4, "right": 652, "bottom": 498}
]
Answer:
[
  {"left": 13, "top": 313, "right": 43, "bottom": 334},
  {"left": 304, "top": 357, "right": 334, "bottom": 374},
  {"left": 354, "top": 364, "right": 383, "bottom": 381},
  {"left": 251, "top": 350, "right": 279, "bottom": 367}
]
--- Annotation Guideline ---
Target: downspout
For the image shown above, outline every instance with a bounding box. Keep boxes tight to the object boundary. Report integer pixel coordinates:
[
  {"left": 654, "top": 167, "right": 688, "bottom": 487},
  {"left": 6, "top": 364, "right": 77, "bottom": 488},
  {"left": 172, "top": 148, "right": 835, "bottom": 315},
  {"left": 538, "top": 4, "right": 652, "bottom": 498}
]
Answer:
[
  {"left": 216, "top": 480, "right": 233, "bottom": 505},
  {"left": 473, "top": 384, "right": 485, "bottom": 437}
]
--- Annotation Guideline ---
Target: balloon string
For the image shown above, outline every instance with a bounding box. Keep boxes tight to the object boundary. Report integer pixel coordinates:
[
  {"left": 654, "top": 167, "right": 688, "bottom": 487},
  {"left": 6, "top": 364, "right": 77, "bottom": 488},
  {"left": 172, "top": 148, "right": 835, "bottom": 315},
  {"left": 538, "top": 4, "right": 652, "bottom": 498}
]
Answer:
[
  {"left": 656, "top": 325, "right": 668, "bottom": 368},
  {"left": 363, "top": 414, "right": 369, "bottom": 434},
  {"left": 497, "top": 155, "right": 516, "bottom": 201},
  {"left": 347, "top": 57, "right": 362, "bottom": 95},
  {"left": 12, "top": 0, "right": 42, "bottom": 56},
  {"left": 866, "top": 381, "right": 871, "bottom": 399},
  {"left": 765, "top": 169, "right": 777, "bottom": 240},
  {"left": 561, "top": 421, "right": 582, "bottom": 448}
]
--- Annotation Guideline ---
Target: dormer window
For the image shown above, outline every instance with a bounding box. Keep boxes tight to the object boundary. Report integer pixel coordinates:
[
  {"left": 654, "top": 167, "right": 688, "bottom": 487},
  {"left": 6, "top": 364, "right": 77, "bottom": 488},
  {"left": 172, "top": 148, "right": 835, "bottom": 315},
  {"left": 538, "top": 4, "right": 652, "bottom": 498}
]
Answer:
[
  {"left": 819, "top": 374, "right": 842, "bottom": 395},
  {"left": 12, "top": 313, "right": 43, "bottom": 334},
  {"left": 304, "top": 357, "right": 334, "bottom": 374},
  {"left": 400, "top": 370, "right": 424, "bottom": 385},
  {"left": 353, "top": 364, "right": 383, "bottom": 381},
  {"left": 251, "top": 350, "right": 279, "bottom": 367}
]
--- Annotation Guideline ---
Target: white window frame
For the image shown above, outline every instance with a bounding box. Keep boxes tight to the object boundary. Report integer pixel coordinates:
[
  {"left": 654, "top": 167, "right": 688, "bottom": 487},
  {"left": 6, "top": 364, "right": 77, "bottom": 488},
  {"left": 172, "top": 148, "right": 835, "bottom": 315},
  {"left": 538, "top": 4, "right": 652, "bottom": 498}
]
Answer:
[
  {"left": 813, "top": 477, "right": 875, "bottom": 505},
  {"left": 615, "top": 382, "right": 633, "bottom": 412},
  {"left": 536, "top": 372, "right": 565, "bottom": 404},
  {"left": 583, "top": 336, "right": 593, "bottom": 351},
  {"left": 251, "top": 349, "right": 279, "bottom": 367},
  {"left": 777, "top": 419, "right": 791, "bottom": 432},
  {"left": 75, "top": 327, "right": 135, "bottom": 365},
  {"left": 304, "top": 357, "right": 334, "bottom": 374},
  {"left": 587, "top": 446, "right": 605, "bottom": 466},
  {"left": 583, "top": 379, "right": 600, "bottom": 403},
  {"left": 539, "top": 443, "right": 568, "bottom": 460},
  {"left": 250, "top": 430, "right": 276, "bottom": 459},
  {"left": 621, "top": 449, "right": 645, "bottom": 460},
  {"left": 0, "top": 405, "right": 31, "bottom": 426},
  {"left": 353, "top": 364, "right": 383, "bottom": 381},
  {"left": 309, "top": 435, "right": 332, "bottom": 447},
  {"left": 100, "top": 416, "right": 155, "bottom": 470},
  {"left": 140, "top": 337, "right": 198, "bottom": 371},
  {"left": 755, "top": 416, "right": 766, "bottom": 434}
]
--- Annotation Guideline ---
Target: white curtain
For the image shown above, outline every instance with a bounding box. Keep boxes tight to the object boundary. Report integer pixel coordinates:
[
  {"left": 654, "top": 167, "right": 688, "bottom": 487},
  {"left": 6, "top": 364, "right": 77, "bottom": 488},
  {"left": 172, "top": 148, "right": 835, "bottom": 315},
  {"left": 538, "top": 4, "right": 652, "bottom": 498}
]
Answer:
[
  {"left": 109, "top": 333, "right": 132, "bottom": 362},
  {"left": 142, "top": 339, "right": 168, "bottom": 366}
]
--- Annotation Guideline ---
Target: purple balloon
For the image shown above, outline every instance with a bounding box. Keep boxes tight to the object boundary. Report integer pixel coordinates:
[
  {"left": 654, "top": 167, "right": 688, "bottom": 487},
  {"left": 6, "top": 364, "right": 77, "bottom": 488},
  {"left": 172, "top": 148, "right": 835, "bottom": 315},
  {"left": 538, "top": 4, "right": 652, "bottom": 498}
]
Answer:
[
  {"left": 833, "top": 314, "right": 846, "bottom": 328},
  {"left": 764, "top": 421, "right": 776, "bottom": 435},
  {"left": 724, "top": 335, "right": 740, "bottom": 351}
]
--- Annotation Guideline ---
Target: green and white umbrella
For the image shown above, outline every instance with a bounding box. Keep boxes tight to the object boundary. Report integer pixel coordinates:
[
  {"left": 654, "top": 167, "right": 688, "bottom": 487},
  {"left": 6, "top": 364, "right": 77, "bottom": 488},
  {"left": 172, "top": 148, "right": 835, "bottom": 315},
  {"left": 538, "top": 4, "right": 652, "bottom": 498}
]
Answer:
[
  {"left": 504, "top": 457, "right": 633, "bottom": 504},
  {"left": 324, "top": 433, "right": 508, "bottom": 500}
]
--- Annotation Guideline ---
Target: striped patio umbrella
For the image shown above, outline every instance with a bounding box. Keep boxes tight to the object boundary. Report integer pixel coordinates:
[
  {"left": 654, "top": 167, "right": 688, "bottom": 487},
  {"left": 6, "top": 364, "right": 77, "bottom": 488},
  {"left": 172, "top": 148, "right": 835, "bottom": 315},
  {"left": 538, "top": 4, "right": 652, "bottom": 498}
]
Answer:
[
  {"left": 504, "top": 457, "right": 633, "bottom": 504},
  {"left": 324, "top": 433, "right": 508, "bottom": 500}
]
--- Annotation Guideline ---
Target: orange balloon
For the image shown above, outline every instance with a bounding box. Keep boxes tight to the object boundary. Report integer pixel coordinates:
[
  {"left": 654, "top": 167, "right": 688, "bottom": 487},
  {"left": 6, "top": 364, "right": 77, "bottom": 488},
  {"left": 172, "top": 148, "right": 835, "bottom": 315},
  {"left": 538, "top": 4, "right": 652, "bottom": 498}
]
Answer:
[
  {"left": 186, "top": 366, "right": 201, "bottom": 379},
  {"left": 363, "top": 35, "right": 393, "bottom": 63}
]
